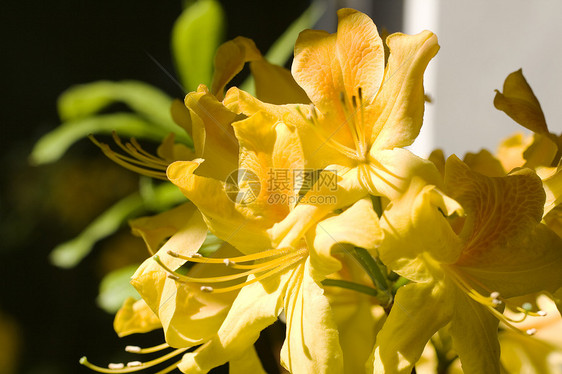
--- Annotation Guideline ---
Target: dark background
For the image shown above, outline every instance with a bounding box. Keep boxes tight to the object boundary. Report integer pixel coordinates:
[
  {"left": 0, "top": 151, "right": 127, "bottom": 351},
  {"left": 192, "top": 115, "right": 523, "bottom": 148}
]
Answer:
[{"left": 0, "top": 1, "right": 310, "bottom": 373}]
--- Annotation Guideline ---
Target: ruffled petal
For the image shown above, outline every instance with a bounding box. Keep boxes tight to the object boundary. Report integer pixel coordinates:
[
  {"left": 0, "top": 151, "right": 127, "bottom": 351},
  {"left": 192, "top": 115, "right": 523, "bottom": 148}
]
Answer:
[
  {"left": 211, "top": 37, "right": 261, "bottom": 100},
  {"left": 292, "top": 9, "right": 384, "bottom": 152},
  {"left": 445, "top": 156, "right": 545, "bottom": 267},
  {"left": 493, "top": 69, "right": 548, "bottom": 134},
  {"left": 184, "top": 85, "right": 239, "bottom": 180},
  {"left": 370, "top": 281, "right": 453, "bottom": 374},
  {"left": 449, "top": 287, "right": 501, "bottom": 374},
  {"left": 369, "top": 30, "right": 439, "bottom": 150},
  {"left": 178, "top": 263, "right": 296, "bottom": 373},
  {"left": 280, "top": 261, "right": 344, "bottom": 373},
  {"left": 114, "top": 297, "right": 161, "bottom": 337}
]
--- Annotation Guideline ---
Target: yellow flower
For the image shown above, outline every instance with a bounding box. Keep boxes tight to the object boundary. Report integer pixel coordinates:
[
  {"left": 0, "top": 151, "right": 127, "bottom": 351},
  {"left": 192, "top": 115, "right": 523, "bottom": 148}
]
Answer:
[
  {"left": 371, "top": 155, "right": 562, "bottom": 373},
  {"left": 166, "top": 109, "right": 382, "bottom": 373},
  {"left": 80, "top": 35, "right": 310, "bottom": 374},
  {"left": 224, "top": 9, "right": 442, "bottom": 248}
]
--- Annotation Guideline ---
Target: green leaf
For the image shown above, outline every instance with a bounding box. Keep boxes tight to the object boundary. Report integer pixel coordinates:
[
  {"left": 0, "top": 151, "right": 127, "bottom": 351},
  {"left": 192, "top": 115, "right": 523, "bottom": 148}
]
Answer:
[
  {"left": 239, "top": 1, "right": 325, "bottom": 93},
  {"left": 49, "top": 192, "right": 145, "bottom": 268},
  {"left": 97, "top": 264, "right": 140, "bottom": 314},
  {"left": 30, "top": 113, "right": 169, "bottom": 165},
  {"left": 49, "top": 182, "right": 186, "bottom": 268},
  {"left": 264, "top": 1, "right": 324, "bottom": 66},
  {"left": 58, "top": 81, "right": 175, "bottom": 129},
  {"left": 172, "top": 0, "right": 225, "bottom": 92}
]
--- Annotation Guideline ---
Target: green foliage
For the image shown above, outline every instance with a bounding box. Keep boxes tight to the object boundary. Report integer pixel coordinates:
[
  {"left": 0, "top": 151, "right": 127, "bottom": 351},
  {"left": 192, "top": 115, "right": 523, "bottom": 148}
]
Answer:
[
  {"left": 172, "top": 0, "right": 225, "bottom": 92},
  {"left": 49, "top": 182, "right": 185, "bottom": 268},
  {"left": 97, "top": 264, "right": 140, "bottom": 313}
]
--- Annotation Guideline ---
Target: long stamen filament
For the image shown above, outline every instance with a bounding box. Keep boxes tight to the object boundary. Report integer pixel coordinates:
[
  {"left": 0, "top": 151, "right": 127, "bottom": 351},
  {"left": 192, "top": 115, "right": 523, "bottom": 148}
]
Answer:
[
  {"left": 206, "top": 253, "right": 306, "bottom": 294},
  {"left": 167, "top": 246, "right": 294, "bottom": 265},
  {"left": 446, "top": 267, "right": 545, "bottom": 332},
  {"left": 154, "top": 249, "right": 304, "bottom": 284},
  {"left": 125, "top": 343, "right": 169, "bottom": 354},
  {"left": 80, "top": 348, "right": 187, "bottom": 373},
  {"left": 89, "top": 135, "right": 168, "bottom": 180}
]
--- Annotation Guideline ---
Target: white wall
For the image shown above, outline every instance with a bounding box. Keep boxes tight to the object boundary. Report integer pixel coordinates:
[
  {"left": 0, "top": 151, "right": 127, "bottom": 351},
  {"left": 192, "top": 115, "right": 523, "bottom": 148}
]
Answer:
[{"left": 409, "top": 0, "right": 562, "bottom": 158}]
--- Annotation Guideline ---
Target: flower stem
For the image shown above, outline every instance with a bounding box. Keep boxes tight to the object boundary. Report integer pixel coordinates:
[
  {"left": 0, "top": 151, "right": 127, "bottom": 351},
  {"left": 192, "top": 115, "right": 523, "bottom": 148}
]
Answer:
[{"left": 351, "top": 247, "right": 392, "bottom": 306}]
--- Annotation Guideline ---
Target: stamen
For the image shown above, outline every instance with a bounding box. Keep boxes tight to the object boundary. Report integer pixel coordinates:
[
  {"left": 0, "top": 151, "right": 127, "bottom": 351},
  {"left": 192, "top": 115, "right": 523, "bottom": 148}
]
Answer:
[
  {"left": 80, "top": 347, "right": 187, "bottom": 373},
  {"left": 108, "top": 364, "right": 125, "bottom": 369},
  {"left": 445, "top": 267, "right": 548, "bottom": 334},
  {"left": 526, "top": 328, "right": 537, "bottom": 336},
  {"left": 125, "top": 343, "right": 169, "bottom": 354},
  {"left": 89, "top": 134, "right": 168, "bottom": 180},
  {"left": 200, "top": 286, "right": 214, "bottom": 292},
  {"left": 223, "top": 259, "right": 235, "bottom": 266},
  {"left": 154, "top": 249, "right": 305, "bottom": 284}
]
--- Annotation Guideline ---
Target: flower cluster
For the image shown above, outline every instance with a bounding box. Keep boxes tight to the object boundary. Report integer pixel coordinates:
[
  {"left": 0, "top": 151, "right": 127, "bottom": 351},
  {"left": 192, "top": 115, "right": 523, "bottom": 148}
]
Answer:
[{"left": 80, "top": 8, "right": 562, "bottom": 374}]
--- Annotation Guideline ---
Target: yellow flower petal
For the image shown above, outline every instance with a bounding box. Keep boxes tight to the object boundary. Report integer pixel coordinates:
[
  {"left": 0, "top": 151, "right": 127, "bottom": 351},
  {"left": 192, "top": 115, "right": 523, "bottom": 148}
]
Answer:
[
  {"left": 250, "top": 58, "right": 310, "bottom": 105},
  {"left": 211, "top": 37, "right": 261, "bottom": 100},
  {"left": 130, "top": 203, "right": 198, "bottom": 255},
  {"left": 370, "top": 282, "right": 453, "bottom": 374},
  {"left": 178, "top": 263, "right": 293, "bottom": 373},
  {"left": 312, "top": 197, "right": 383, "bottom": 277},
  {"left": 271, "top": 165, "right": 367, "bottom": 249},
  {"left": 229, "top": 346, "right": 267, "bottom": 374},
  {"left": 494, "top": 69, "right": 548, "bottom": 134},
  {"left": 369, "top": 30, "right": 439, "bottom": 150},
  {"left": 463, "top": 149, "right": 505, "bottom": 177},
  {"left": 114, "top": 297, "right": 161, "bottom": 337},
  {"left": 445, "top": 156, "right": 545, "bottom": 267},
  {"left": 184, "top": 85, "right": 239, "bottom": 180},
  {"left": 496, "top": 132, "right": 532, "bottom": 173},
  {"left": 167, "top": 160, "right": 272, "bottom": 253},
  {"left": 379, "top": 177, "right": 463, "bottom": 282},
  {"left": 367, "top": 148, "right": 443, "bottom": 200},
  {"left": 449, "top": 287, "right": 501, "bottom": 374},
  {"left": 280, "top": 262, "right": 343, "bottom": 374}
]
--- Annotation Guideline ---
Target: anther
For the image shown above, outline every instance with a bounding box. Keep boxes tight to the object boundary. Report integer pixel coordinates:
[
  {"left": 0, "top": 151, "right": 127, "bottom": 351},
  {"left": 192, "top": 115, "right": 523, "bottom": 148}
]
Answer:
[
  {"left": 125, "top": 345, "right": 141, "bottom": 353},
  {"left": 339, "top": 92, "right": 346, "bottom": 104},
  {"left": 490, "top": 291, "right": 500, "bottom": 299},
  {"left": 492, "top": 299, "right": 502, "bottom": 306},
  {"left": 108, "top": 363, "right": 125, "bottom": 369},
  {"left": 223, "top": 259, "right": 235, "bottom": 266},
  {"left": 167, "top": 250, "right": 179, "bottom": 257},
  {"left": 191, "top": 253, "right": 202, "bottom": 258},
  {"left": 167, "top": 275, "right": 180, "bottom": 281},
  {"left": 357, "top": 87, "right": 363, "bottom": 100},
  {"left": 538, "top": 310, "right": 547, "bottom": 316},
  {"left": 351, "top": 95, "right": 357, "bottom": 108},
  {"left": 127, "top": 361, "right": 143, "bottom": 367},
  {"left": 526, "top": 328, "right": 537, "bottom": 336},
  {"left": 200, "top": 286, "right": 214, "bottom": 293}
]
